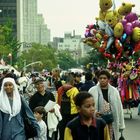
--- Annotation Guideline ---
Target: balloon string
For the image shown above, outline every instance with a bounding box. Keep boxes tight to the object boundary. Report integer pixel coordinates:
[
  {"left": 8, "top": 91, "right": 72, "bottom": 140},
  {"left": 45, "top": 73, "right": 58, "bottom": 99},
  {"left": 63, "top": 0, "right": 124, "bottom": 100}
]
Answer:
[{"left": 112, "top": 0, "right": 116, "bottom": 11}]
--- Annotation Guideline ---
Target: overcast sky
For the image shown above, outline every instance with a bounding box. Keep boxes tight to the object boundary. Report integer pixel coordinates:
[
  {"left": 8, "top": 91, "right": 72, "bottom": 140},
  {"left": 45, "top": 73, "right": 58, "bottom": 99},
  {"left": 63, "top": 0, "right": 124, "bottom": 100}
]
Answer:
[{"left": 37, "top": 0, "right": 140, "bottom": 39}]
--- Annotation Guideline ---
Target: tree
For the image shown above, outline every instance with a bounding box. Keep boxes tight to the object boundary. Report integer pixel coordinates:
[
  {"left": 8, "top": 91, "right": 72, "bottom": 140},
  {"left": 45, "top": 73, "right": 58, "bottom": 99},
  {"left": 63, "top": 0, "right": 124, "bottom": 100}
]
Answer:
[
  {"left": 79, "top": 48, "right": 108, "bottom": 70},
  {"left": 57, "top": 50, "right": 77, "bottom": 70},
  {"left": 0, "top": 20, "right": 21, "bottom": 65},
  {"left": 18, "top": 43, "right": 57, "bottom": 71}
]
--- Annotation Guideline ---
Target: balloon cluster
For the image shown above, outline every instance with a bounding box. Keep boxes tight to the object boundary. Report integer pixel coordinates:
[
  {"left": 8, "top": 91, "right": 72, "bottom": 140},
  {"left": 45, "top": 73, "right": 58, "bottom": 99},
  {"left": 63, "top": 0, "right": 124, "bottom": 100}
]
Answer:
[
  {"left": 107, "top": 58, "right": 140, "bottom": 80},
  {"left": 83, "top": 0, "right": 140, "bottom": 60}
]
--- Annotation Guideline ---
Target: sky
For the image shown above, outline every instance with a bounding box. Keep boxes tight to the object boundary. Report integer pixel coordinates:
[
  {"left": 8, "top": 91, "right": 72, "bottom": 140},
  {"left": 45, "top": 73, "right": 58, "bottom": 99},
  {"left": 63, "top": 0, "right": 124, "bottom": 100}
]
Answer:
[{"left": 37, "top": 0, "right": 140, "bottom": 39}]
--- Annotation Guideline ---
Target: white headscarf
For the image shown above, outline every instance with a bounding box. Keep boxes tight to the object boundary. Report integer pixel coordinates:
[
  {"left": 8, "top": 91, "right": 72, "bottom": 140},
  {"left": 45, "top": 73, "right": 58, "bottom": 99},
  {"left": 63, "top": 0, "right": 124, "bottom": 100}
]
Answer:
[{"left": 0, "top": 77, "right": 21, "bottom": 121}]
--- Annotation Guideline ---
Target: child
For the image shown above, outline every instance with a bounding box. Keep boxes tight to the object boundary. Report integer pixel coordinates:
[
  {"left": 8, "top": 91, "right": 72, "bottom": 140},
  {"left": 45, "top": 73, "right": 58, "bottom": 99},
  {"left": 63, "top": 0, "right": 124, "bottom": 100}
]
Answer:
[
  {"left": 64, "top": 91, "right": 110, "bottom": 140},
  {"left": 34, "top": 106, "right": 47, "bottom": 140}
]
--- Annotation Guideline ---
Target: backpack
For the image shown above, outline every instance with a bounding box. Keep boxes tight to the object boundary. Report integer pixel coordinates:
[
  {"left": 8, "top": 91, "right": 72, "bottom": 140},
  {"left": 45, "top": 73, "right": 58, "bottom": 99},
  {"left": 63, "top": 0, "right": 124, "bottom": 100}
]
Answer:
[{"left": 60, "top": 90, "right": 71, "bottom": 115}]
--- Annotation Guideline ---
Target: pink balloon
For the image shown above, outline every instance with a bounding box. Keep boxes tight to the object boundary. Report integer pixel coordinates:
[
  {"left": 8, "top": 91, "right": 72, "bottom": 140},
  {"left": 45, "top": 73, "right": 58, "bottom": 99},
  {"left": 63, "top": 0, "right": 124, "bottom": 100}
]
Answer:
[
  {"left": 121, "top": 19, "right": 127, "bottom": 26},
  {"left": 132, "top": 20, "right": 140, "bottom": 28},
  {"left": 124, "top": 22, "right": 133, "bottom": 35},
  {"left": 125, "top": 12, "right": 138, "bottom": 22}
]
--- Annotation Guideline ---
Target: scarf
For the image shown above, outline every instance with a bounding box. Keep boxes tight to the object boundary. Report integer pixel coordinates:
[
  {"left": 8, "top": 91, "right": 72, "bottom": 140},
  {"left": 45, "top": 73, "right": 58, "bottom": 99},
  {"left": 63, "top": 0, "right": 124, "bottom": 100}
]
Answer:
[
  {"left": 0, "top": 77, "right": 21, "bottom": 121},
  {"left": 97, "top": 83, "right": 113, "bottom": 112}
]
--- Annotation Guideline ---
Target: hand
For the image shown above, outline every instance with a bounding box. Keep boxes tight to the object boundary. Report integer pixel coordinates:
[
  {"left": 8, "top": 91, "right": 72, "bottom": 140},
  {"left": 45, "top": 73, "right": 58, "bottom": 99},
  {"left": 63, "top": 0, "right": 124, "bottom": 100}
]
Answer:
[
  {"left": 49, "top": 108, "right": 55, "bottom": 113},
  {"left": 95, "top": 112, "right": 102, "bottom": 117}
]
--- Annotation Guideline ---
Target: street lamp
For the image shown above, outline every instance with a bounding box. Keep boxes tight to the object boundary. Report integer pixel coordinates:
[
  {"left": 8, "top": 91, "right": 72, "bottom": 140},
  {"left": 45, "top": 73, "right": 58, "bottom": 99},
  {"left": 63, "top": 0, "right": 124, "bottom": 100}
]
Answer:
[{"left": 8, "top": 53, "right": 12, "bottom": 66}]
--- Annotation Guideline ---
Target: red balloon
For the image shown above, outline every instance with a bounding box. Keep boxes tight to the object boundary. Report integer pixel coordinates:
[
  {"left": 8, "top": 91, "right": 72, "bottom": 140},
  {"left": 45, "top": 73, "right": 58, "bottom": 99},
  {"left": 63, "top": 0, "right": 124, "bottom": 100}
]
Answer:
[
  {"left": 133, "top": 41, "right": 140, "bottom": 53},
  {"left": 103, "top": 52, "right": 112, "bottom": 59},
  {"left": 115, "top": 39, "right": 123, "bottom": 52},
  {"left": 116, "top": 52, "right": 122, "bottom": 60}
]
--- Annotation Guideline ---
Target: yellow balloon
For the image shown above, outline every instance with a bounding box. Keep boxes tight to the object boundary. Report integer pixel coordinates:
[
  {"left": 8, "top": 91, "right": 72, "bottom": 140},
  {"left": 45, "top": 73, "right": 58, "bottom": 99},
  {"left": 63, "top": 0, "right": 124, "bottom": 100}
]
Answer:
[
  {"left": 132, "top": 27, "right": 140, "bottom": 42},
  {"left": 114, "top": 22, "right": 124, "bottom": 38}
]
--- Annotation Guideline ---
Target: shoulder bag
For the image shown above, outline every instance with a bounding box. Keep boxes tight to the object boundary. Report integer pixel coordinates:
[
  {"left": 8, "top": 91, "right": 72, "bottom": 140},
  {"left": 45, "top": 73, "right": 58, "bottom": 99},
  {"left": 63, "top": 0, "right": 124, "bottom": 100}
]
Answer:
[
  {"left": 21, "top": 97, "right": 38, "bottom": 139},
  {"left": 98, "top": 92, "right": 114, "bottom": 124}
]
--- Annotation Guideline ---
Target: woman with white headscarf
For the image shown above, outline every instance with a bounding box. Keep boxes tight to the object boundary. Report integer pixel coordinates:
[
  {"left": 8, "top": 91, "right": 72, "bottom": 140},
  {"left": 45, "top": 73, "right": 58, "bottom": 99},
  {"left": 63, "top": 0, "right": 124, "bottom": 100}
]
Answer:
[{"left": 0, "top": 77, "right": 40, "bottom": 140}]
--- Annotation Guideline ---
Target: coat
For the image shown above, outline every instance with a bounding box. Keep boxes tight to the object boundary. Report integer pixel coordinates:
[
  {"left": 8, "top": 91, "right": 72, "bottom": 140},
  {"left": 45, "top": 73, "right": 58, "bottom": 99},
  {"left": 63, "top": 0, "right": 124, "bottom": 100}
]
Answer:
[
  {"left": 89, "top": 84, "right": 125, "bottom": 140},
  {"left": 80, "top": 80, "right": 95, "bottom": 91},
  {"left": 0, "top": 97, "right": 40, "bottom": 140}
]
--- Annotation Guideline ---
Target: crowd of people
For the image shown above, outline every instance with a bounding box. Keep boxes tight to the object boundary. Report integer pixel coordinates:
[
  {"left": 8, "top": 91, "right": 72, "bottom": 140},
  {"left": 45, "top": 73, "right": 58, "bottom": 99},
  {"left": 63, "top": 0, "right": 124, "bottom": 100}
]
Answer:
[{"left": 0, "top": 67, "right": 136, "bottom": 140}]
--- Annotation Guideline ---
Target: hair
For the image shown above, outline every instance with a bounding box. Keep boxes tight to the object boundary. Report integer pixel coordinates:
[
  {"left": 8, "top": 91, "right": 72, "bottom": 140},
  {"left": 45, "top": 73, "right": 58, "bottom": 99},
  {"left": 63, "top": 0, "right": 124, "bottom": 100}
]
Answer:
[
  {"left": 85, "top": 71, "right": 93, "bottom": 81},
  {"left": 74, "top": 72, "right": 81, "bottom": 78},
  {"left": 11, "top": 69, "right": 14, "bottom": 73},
  {"left": 74, "top": 91, "right": 93, "bottom": 107},
  {"left": 97, "top": 69, "right": 111, "bottom": 79},
  {"left": 52, "top": 68, "right": 61, "bottom": 75},
  {"left": 33, "top": 106, "right": 46, "bottom": 117},
  {"left": 66, "top": 74, "right": 75, "bottom": 86}
]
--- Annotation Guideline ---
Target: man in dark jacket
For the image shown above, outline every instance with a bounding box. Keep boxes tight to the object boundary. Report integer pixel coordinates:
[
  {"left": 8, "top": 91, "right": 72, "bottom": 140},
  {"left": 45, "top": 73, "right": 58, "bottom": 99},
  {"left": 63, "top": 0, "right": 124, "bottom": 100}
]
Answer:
[
  {"left": 80, "top": 71, "right": 95, "bottom": 91},
  {"left": 29, "top": 77, "right": 55, "bottom": 140},
  {"left": 29, "top": 77, "right": 55, "bottom": 111}
]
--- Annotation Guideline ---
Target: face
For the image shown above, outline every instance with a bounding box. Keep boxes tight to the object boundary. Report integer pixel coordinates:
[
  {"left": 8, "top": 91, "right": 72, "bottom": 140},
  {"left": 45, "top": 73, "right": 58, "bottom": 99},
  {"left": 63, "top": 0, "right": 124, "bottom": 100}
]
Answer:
[
  {"left": 75, "top": 76, "right": 81, "bottom": 82},
  {"left": 78, "top": 97, "right": 95, "bottom": 119},
  {"left": 52, "top": 70, "right": 59, "bottom": 77},
  {"left": 35, "top": 82, "right": 45, "bottom": 93},
  {"left": 98, "top": 74, "right": 109, "bottom": 88},
  {"left": 34, "top": 112, "right": 42, "bottom": 121},
  {"left": 32, "top": 76, "right": 36, "bottom": 81},
  {"left": 4, "top": 82, "right": 14, "bottom": 94}
]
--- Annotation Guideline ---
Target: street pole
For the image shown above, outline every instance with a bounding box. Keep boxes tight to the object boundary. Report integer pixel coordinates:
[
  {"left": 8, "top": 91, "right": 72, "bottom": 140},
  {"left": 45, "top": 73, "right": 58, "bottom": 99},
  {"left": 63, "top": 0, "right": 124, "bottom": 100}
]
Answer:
[
  {"left": 23, "top": 60, "right": 26, "bottom": 72},
  {"left": 8, "top": 53, "right": 12, "bottom": 66}
]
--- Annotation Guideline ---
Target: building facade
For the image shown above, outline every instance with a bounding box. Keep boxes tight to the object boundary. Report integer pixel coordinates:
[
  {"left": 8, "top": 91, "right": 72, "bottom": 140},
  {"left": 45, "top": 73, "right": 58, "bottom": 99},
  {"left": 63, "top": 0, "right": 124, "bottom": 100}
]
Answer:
[
  {"left": 0, "top": 0, "right": 17, "bottom": 37},
  {"left": 57, "top": 31, "right": 87, "bottom": 59},
  {"left": 0, "top": 0, "right": 50, "bottom": 52},
  {"left": 17, "top": 0, "right": 50, "bottom": 51}
]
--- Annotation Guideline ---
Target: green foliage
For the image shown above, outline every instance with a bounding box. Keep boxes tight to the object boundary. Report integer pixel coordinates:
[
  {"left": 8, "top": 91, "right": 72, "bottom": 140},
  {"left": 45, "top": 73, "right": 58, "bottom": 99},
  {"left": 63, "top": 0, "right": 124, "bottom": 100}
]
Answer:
[
  {"left": 0, "top": 20, "right": 21, "bottom": 65},
  {"left": 56, "top": 50, "right": 77, "bottom": 70},
  {"left": 18, "top": 43, "right": 57, "bottom": 71},
  {"left": 80, "top": 49, "right": 107, "bottom": 69},
  {"left": 133, "top": 51, "right": 140, "bottom": 60}
]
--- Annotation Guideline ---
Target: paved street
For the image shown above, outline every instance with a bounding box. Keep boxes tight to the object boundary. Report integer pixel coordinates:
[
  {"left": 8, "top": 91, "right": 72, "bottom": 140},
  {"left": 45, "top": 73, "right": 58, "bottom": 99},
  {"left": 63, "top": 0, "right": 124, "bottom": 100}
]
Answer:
[{"left": 123, "top": 108, "right": 140, "bottom": 140}]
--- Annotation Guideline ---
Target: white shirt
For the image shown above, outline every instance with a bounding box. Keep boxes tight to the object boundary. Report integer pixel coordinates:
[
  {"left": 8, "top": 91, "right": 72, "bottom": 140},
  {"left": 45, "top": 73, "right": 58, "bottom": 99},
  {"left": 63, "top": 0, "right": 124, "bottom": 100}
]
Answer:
[{"left": 34, "top": 120, "right": 47, "bottom": 140}]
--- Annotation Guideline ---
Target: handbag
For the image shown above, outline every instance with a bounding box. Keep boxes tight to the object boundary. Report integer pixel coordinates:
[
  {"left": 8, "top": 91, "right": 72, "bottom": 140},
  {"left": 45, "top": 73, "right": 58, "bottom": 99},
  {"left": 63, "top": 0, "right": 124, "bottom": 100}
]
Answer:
[
  {"left": 21, "top": 98, "right": 38, "bottom": 139},
  {"left": 23, "top": 115, "right": 38, "bottom": 139},
  {"left": 98, "top": 92, "right": 114, "bottom": 124},
  {"left": 101, "top": 111, "right": 114, "bottom": 124}
]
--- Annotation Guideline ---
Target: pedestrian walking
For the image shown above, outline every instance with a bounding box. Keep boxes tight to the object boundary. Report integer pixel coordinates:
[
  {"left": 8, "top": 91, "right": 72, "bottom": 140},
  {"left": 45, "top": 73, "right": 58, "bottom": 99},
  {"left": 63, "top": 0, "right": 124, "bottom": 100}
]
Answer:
[
  {"left": 29, "top": 77, "right": 56, "bottom": 140},
  {"left": 57, "top": 74, "right": 79, "bottom": 140},
  {"left": 29, "top": 77, "right": 55, "bottom": 111},
  {"left": 0, "top": 77, "right": 40, "bottom": 140},
  {"left": 80, "top": 71, "right": 95, "bottom": 91},
  {"left": 33, "top": 106, "right": 47, "bottom": 140},
  {"left": 89, "top": 70, "right": 125, "bottom": 140},
  {"left": 64, "top": 91, "right": 110, "bottom": 140}
]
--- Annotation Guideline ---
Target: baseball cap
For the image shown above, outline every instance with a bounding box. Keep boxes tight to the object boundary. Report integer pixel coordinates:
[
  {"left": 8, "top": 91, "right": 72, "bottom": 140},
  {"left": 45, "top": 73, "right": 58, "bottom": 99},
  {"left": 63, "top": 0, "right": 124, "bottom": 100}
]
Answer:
[{"left": 34, "top": 77, "right": 44, "bottom": 84}]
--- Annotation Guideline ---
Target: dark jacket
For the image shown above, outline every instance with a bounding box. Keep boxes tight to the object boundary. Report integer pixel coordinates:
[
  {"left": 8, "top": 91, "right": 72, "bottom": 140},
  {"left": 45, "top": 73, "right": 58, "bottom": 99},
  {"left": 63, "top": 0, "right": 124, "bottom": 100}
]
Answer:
[
  {"left": 66, "top": 116, "right": 107, "bottom": 140},
  {"left": 29, "top": 90, "right": 55, "bottom": 111},
  {"left": 80, "top": 80, "right": 95, "bottom": 91}
]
